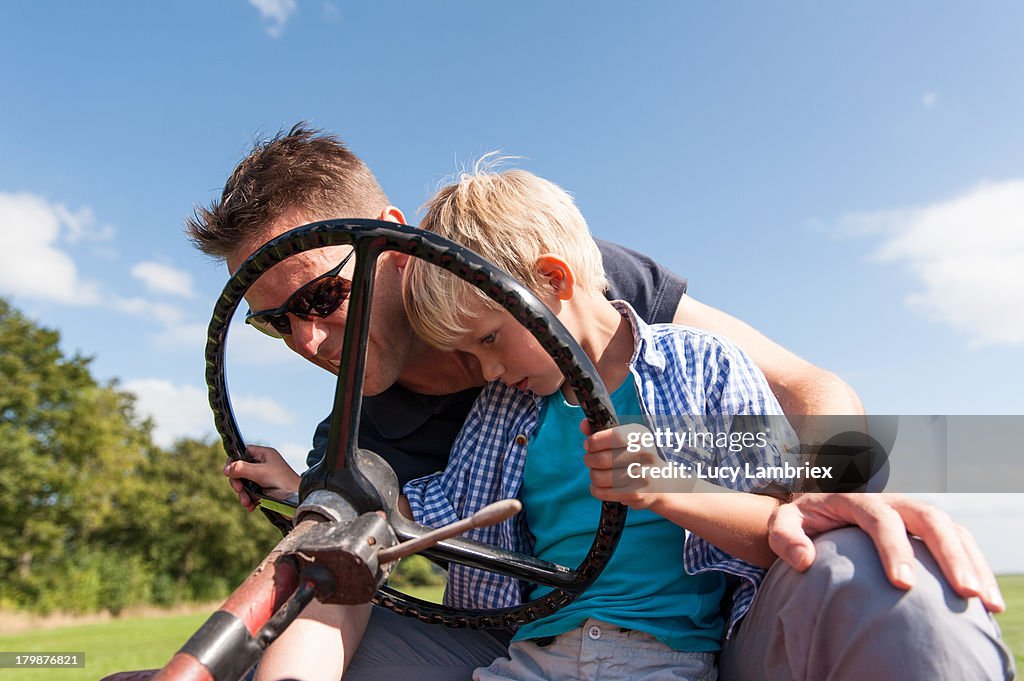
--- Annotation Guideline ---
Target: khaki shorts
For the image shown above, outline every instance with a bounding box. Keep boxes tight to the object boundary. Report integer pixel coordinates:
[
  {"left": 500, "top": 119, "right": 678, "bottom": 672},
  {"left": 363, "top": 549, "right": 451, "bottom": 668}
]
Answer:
[{"left": 474, "top": 618, "right": 716, "bottom": 681}]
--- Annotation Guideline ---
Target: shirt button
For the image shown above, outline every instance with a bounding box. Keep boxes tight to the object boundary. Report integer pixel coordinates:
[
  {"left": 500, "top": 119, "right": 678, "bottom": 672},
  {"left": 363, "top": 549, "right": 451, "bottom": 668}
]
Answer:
[
  {"left": 514, "top": 434, "right": 528, "bottom": 446},
  {"left": 587, "top": 625, "right": 601, "bottom": 640}
]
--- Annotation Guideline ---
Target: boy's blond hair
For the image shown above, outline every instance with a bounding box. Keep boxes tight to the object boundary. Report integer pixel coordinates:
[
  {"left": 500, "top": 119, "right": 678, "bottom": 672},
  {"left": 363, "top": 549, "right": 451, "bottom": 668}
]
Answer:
[{"left": 404, "top": 166, "right": 608, "bottom": 350}]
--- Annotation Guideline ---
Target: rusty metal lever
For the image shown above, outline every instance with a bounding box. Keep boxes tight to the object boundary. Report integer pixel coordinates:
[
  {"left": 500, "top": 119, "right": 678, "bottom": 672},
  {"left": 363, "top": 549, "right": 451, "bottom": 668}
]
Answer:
[{"left": 377, "top": 499, "right": 522, "bottom": 563}]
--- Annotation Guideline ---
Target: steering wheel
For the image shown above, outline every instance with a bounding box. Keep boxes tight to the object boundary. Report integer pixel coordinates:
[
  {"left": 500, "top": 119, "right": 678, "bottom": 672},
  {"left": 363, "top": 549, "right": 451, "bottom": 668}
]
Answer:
[{"left": 204, "top": 218, "right": 627, "bottom": 629}]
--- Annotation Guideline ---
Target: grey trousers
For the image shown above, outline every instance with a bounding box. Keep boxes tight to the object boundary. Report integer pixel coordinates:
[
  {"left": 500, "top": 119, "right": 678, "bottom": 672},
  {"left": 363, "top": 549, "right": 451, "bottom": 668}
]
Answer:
[
  {"left": 717, "top": 527, "right": 1015, "bottom": 680},
  {"left": 343, "top": 528, "right": 1015, "bottom": 681}
]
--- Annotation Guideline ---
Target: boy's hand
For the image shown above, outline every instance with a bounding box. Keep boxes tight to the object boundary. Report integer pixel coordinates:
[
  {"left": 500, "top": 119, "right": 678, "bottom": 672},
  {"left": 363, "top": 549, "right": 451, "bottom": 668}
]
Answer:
[
  {"left": 223, "top": 445, "right": 301, "bottom": 512},
  {"left": 581, "top": 421, "right": 667, "bottom": 510}
]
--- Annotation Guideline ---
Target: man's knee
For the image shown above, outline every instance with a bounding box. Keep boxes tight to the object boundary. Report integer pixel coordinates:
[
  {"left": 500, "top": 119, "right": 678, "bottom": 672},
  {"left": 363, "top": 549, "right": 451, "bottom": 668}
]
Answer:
[
  {"left": 768, "top": 527, "right": 1013, "bottom": 679},
  {"left": 800, "top": 526, "right": 908, "bottom": 607},
  {"left": 799, "top": 527, "right": 976, "bottom": 624}
]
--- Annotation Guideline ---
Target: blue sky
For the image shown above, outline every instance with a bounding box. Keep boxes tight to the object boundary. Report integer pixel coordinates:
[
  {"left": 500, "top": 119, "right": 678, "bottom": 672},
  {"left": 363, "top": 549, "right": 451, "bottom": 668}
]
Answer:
[{"left": 1, "top": 2, "right": 1022, "bottom": 570}]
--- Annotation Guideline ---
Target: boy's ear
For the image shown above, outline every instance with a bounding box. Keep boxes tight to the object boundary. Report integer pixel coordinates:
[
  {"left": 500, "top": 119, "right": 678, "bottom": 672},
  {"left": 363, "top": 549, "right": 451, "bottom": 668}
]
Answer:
[
  {"left": 535, "top": 255, "right": 575, "bottom": 300},
  {"left": 379, "top": 206, "right": 407, "bottom": 224}
]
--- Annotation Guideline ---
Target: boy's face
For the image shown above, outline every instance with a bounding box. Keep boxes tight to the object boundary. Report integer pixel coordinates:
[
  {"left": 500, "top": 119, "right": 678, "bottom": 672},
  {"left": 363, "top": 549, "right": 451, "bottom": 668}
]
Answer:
[{"left": 452, "top": 304, "right": 565, "bottom": 396}]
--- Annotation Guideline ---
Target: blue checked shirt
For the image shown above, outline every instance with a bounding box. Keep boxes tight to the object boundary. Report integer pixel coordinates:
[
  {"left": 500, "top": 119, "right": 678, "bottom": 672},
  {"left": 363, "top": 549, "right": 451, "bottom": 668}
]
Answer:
[{"left": 404, "top": 301, "right": 799, "bottom": 636}]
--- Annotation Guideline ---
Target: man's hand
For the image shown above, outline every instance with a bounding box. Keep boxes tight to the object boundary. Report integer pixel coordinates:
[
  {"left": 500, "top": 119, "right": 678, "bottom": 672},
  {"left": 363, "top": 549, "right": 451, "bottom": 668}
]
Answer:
[
  {"left": 581, "top": 421, "right": 671, "bottom": 510},
  {"left": 223, "top": 445, "right": 301, "bottom": 512},
  {"left": 769, "top": 493, "right": 1005, "bottom": 612}
]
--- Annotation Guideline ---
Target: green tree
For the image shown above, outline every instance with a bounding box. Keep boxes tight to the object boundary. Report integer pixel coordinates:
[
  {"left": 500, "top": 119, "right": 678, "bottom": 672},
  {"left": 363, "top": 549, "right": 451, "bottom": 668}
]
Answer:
[
  {"left": 102, "top": 437, "right": 281, "bottom": 603},
  {"left": 0, "top": 298, "right": 154, "bottom": 609},
  {"left": 0, "top": 297, "right": 280, "bottom": 613}
]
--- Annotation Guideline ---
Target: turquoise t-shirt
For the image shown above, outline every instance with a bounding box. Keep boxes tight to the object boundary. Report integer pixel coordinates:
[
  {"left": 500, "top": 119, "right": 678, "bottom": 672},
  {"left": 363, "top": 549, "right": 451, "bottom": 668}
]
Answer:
[{"left": 513, "top": 373, "right": 727, "bottom": 652}]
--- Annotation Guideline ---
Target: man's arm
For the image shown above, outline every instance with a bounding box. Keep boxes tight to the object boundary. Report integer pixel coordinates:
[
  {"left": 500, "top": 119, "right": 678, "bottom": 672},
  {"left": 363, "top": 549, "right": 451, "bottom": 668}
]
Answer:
[
  {"left": 255, "top": 601, "right": 370, "bottom": 681},
  {"left": 672, "top": 295, "right": 864, "bottom": 419},
  {"left": 223, "top": 445, "right": 301, "bottom": 512},
  {"left": 674, "top": 295, "right": 1005, "bottom": 612}
]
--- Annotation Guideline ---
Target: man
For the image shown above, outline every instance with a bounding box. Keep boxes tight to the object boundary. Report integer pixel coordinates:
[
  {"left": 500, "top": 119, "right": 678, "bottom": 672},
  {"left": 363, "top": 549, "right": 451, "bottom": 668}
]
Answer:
[{"left": 186, "top": 125, "right": 1011, "bottom": 680}]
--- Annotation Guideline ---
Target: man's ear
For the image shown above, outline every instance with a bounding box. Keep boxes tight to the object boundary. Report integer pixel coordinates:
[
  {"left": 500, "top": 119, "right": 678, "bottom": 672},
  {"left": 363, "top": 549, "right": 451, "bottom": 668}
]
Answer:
[
  {"left": 377, "top": 207, "right": 408, "bottom": 269},
  {"left": 379, "top": 206, "right": 407, "bottom": 225},
  {"left": 392, "top": 252, "right": 411, "bottom": 270},
  {"left": 535, "top": 255, "right": 576, "bottom": 300}
]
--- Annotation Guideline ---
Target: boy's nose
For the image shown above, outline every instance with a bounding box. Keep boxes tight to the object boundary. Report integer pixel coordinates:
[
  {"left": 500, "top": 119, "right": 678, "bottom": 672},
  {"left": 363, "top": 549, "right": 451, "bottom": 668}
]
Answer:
[{"left": 481, "top": 360, "right": 505, "bottom": 383}]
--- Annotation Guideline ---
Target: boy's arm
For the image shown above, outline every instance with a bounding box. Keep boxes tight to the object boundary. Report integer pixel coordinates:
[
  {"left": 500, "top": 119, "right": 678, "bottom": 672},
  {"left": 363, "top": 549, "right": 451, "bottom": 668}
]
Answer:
[
  {"left": 402, "top": 472, "right": 461, "bottom": 528},
  {"left": 583, "top": 422, "right": 778, "bottom": 568},
  {"left": 649, "top": 489, "right": 779, "bottom": 568},
  {"left": 585, "top": 327, "right": 797, "bottom": 569},
  {"left": 403, "top": 381, "right": 533, "bottom": 529}
]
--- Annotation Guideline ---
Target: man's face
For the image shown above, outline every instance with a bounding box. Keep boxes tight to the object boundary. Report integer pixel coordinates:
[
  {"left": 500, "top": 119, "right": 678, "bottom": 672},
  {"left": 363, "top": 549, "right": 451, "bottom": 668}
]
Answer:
[{"left": 226, "top": 208, "right": 415, "bottom": 396}]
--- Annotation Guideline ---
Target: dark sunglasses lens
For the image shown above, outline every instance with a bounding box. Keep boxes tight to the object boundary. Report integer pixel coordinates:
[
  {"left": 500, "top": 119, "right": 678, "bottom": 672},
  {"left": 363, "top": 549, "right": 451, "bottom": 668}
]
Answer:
[
  {"left": 246, "top": 314, "right": 289, "bottom": 338},
  {"left": 292, "top": 278, "right": 352, "bottom": 317},
  {"left": 269, "top": 315, "right": 292, "bottom": 335}
]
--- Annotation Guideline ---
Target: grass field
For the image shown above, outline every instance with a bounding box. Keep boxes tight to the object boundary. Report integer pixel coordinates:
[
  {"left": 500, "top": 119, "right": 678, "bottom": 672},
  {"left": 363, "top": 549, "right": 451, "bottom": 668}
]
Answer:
[
  {"left": 996, "top": 574, "right": 1024, "bottom": 672},
  {"left": 0, "top": 612, "right": 209, "bottom": 681},
  {"left": 1, "top": 580, "right": 1019, "bottom": 679},
  {"left": 0, "top": 586, "right": 444, "bottom": 681}
]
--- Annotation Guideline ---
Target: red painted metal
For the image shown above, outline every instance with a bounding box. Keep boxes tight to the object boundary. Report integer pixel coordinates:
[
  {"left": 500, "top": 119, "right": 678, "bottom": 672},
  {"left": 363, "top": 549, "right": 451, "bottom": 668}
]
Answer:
[{"left": 145, "top": 519, "right": 320, "bottom": 681}]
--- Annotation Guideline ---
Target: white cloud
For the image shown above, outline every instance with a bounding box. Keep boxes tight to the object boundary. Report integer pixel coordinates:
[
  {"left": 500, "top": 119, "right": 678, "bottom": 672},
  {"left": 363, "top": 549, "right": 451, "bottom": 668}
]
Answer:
[
  {"left": 840, "top": 180, "right": 1024, "bottom": 346},
  {"left": 112, "top": 296, "right": 187, "bottom": 325},
  {"left": 922, "top": 91, "right": 938, "bottom": 108},
  {"left": 249, "top": 0, "right": 297, "bottom": 37},
  {"left": 0, "top": 192, "right": 104, "bottom": 305},
  {"left": 277, "top": 441, "right": 311, "bottom": 473},
  {"left": 131, "top": 261, "right": 196, "bottom": 298},
  {"left": 124, "top": 379, "right": 214, "bottom": 448},
  {"left": 110, "top": 296, "right": 213, "bottom": 351},
  {"left": 235, "top": 395, "right": 297, "bottom": 425},
  {"left": 0, "top": 192, "right": 213, "bottom": 352},
  {"left": 322, "top": 1, "right": 340, "bottom": 21},
  {"left": 227, "top": 316, "right": 302, "bottom": 364},
  {"left": 56, "top": 204, "right": 115, "bottom": 244},
  {"left": 153, "top": 321, "right": 210, "bottom": 351},
  {"left": 113, "top": 302, "right": 301, "bottom": 357},
  {"left": 908, "top": 493, "right": 1024, "bottom": 574},
  {"left": 125, "top": 379, "right": 296, "bottom": 452}
]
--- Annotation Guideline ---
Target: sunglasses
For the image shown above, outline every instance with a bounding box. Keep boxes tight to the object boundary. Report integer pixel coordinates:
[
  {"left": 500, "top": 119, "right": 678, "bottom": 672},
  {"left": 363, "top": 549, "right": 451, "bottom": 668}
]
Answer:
[{"left": 244, "top": 250, "right": 355, "bottom": 339}]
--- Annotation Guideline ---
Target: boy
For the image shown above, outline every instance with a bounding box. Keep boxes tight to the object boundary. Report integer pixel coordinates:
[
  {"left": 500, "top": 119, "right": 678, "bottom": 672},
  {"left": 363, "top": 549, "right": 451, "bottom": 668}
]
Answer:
[{"left": 401, "top": 166, "right": 798, "bottom": 680}]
